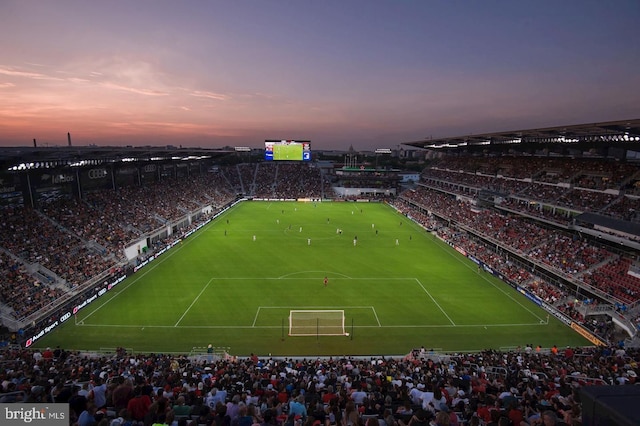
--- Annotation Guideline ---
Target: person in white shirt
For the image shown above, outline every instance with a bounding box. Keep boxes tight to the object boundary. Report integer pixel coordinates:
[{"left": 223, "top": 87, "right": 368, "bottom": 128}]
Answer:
[
  {"left": 206, "top": 387, "right": 227, "bottom": 410},
  {"left": 350, "top": 386, "right": 367, "bottom": 405},
  {"left": 409, "top": 385, "right": 424, "bottom": 406}
]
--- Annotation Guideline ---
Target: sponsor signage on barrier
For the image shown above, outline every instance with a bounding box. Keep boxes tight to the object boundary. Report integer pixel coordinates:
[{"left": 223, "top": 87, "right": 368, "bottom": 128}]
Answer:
[
  {"left": 23, "top": 205, "right": 230, "bottom": 348},
  {"left": 428, "top": 233, "right": 612, "bottom": 345},
  {"left": 24, "top": 322, "right": 59, "bottom": 348},
  {"left": 520, "top": 288, "right": 543, "bottom": 306},
  {"left": 24, "top": 274, "right": 127, "bottom": 348},
  {"left": 570, "top": 322, "right": 606, "bottom": 346},
  {"left": 542, "top": 302, "right": 572, "bottom": 326},
  {"left": 454, "top": 246, "right": 467, "bottom": 256}
]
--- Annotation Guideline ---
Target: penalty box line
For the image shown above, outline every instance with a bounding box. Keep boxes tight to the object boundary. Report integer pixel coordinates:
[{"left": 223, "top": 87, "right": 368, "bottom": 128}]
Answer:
[{"left": 253, "top": 306, "right": 382, "bottom": 327}]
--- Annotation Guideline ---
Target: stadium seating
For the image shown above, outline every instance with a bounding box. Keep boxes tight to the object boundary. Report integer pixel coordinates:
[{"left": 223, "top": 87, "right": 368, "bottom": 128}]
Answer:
[{"left": 0, "top": 156, "right": 639, "bottom": 425}]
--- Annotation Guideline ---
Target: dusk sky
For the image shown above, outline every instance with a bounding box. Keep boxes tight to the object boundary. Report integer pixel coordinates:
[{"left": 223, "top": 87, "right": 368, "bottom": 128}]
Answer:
[{"left": 1, "top": 1, "right": 639, "bottom": 150}]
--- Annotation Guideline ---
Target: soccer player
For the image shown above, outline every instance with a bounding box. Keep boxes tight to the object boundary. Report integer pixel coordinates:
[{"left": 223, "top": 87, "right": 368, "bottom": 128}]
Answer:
[{"left": 324, "top": 276, "right": 328, "bottom": 287}]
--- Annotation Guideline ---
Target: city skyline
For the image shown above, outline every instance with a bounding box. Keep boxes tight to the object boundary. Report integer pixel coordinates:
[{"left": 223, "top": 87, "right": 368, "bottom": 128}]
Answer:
[{"left": 1, "top": 0, "right": 639, "bottom": 150}]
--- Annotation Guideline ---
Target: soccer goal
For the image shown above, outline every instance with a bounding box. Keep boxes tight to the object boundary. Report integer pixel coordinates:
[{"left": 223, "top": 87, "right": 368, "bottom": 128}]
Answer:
[{"left": 289, "top": 310, "right": 346, "bottom": 336}]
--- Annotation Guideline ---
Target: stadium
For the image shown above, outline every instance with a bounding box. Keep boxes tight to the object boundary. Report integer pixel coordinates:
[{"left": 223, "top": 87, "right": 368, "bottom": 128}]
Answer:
[
  {"left": 1, "top": 120, "right": 640, "bottom": 424},
  {"left": 4, "top": 0, "right": 640, "bottom": 422}
]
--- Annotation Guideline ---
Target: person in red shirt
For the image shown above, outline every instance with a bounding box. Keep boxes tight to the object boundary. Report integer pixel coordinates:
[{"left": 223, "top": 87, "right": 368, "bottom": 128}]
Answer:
[
  {"left": 475, "top": 399, "right": 491, "bottom": 424},
  {"left": 277, "top": 385, "right": 289, "bottom": 405},
  {"left": 507, "top": 401, "right": 524, "bottom": 426},
  {"left": 42, "top": 347, "right": 54, "bottom": 361},
  {"left": 322, "top": 385, "right": 336, "bottom": 405},
  {"left": 563, "top": 346, "right": 574, "bottom": 360},
  {"left": 127, "top": 386, "right": 152, "bottom": 423}
]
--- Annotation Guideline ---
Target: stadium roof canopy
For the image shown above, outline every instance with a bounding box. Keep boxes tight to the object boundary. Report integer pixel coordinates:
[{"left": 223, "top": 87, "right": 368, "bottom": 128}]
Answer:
[
  {"left": 0, "top": 145, "right": 235, "bottom": 172},
  {"left": 402, "top": 119, "right": 640, "bottom": 153}
]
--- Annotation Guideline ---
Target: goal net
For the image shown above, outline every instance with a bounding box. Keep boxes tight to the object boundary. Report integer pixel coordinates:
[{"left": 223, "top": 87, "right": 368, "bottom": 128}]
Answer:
[{"left": 289, "top": 310, "right": 346, "bottom": 336}]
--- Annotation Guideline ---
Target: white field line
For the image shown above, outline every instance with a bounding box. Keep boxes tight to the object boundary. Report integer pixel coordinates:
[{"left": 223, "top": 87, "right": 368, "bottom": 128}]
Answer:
[
  {"left": 80, "top": 270, "right": 543, "bottom": 329},
  {"left": 371, "top": 306, "right": 382, "bottom": 327},
  {"left": 434, "top": 242, "right": 546, "bottom": 322},
  {"left": 174, "top": 278, "right": 214, "bottom": 327},
  {"left": 78, "top": 224, "right": 209, "bottom": 323},
  {"left": 415, "top": 278, "right": 456, "bottom": 326},
  {"left": 252, "top": 307, "right": 262, "bottom": 327}
]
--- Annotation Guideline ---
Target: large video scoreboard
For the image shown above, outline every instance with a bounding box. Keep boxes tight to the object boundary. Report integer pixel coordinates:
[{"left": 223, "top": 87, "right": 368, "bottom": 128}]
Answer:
[{"left": 264, "top": 140, "right": 311, "bottom": 161}]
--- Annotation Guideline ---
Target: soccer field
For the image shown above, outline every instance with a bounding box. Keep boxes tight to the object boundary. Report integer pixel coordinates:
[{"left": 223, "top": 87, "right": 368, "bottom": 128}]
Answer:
[{"left": 36, "top": 201, "right": 590, "bottom": 356}]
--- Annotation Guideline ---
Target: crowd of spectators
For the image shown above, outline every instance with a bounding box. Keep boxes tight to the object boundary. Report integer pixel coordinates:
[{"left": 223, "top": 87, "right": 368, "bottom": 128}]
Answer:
[
  {"left": 396, "top": 185, "right": 640, "bottom": 308},
  {"left": 0, "top": 156, "right": 639, "bottom": 426},
  {"left": 0, "top": 156, "right": 636, "bottom": 332},
  {"left": 602, "top": 195, "right": 640, "bottom": 223},
  {"left": 0, "top": 344, "right": 638, "bottom": 426},
  {"left": 0, "top": 205, "right": 115, "bottom": 289},
  {"left": 271, "top": 164, "right": 323, "bottom": 200},
  {"left": 392, "top": 196, "right": 638, "bottom": 344},
  {"left": 0, "top": 163, "right": 324, "bottom": 324},
  {"left": 422, "top": 156, "right": 640, "bottom": 227},
  {"left": 0, "top": 251, "right": 66, "bottom": 319},
  {"left": 582, "top": 258, "right": 640, "bottom": 305},
  {"left": 499, "top": 200, "right": 572, "bottom": 227},
  {"left": 428, "top": 156, "right": 638, "bottom": 190},
  {"left": 217, "top": 163, "right": 324, "bottom": 200}
]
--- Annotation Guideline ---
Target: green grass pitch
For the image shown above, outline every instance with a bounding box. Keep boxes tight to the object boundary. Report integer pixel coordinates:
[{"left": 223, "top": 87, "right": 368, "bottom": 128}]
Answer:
[{"left": 36, "top": 201, "right": 590, "bottom": 356}]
